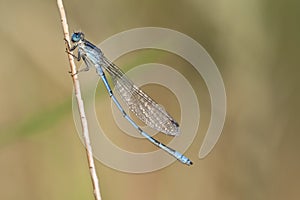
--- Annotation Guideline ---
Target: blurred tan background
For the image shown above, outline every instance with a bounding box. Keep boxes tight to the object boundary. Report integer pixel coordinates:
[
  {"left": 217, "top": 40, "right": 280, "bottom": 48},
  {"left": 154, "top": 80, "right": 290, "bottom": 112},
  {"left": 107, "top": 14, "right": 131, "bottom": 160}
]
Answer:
[{"left": 0, "top": 0, "right": 299, "bottom": 199}]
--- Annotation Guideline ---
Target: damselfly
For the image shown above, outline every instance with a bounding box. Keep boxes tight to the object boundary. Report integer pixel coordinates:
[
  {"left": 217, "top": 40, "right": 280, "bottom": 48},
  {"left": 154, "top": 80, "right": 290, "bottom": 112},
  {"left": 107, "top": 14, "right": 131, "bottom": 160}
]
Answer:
[{"left": 68, "top": 32, "right": 193, "bottom": 165}]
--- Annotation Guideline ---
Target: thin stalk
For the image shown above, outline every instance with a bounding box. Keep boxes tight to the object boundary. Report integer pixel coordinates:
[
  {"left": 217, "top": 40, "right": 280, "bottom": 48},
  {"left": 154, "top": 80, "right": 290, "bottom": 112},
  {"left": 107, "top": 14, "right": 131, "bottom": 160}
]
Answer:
[{"left": 56, "top": 1, "right": 102, "bottom": 199}]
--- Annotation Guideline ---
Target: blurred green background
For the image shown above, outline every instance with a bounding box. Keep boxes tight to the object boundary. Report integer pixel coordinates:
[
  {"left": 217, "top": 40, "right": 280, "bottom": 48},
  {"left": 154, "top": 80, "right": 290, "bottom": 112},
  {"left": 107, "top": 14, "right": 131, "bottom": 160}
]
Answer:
[{"left": 0, "top": 0, "right": 299, "bottom": 199}]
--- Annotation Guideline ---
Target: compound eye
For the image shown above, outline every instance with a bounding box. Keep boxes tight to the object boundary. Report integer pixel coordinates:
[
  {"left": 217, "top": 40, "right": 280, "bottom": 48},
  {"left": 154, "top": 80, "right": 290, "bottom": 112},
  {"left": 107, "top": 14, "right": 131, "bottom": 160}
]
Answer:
[{"left": 71, "top": 32, "right": 81, "bottom": 42}]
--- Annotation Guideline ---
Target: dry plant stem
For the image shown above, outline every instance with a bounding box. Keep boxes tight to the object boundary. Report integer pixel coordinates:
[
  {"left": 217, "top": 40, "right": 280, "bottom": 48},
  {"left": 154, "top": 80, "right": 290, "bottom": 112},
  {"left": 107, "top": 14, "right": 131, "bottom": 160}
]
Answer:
[{"left": 56, "top": 0, "right": 102, "bottom": 200}]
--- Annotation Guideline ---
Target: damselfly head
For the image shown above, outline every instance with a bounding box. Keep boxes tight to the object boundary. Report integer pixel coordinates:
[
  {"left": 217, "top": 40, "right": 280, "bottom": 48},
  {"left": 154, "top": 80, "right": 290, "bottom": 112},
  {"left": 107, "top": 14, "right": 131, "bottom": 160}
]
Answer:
[{"left": 71, "top": 32, "right": 85, "bottom": 43}]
